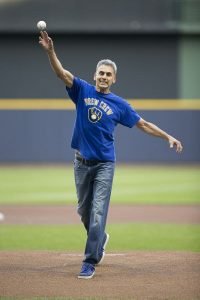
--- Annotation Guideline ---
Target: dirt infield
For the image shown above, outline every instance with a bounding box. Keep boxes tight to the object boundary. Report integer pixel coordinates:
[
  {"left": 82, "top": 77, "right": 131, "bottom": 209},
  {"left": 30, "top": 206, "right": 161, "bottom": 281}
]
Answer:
[
  {"left": 0, "top": 205, "right": 200, "bottom": 299},
  {"left": 1, "top": 204, "right": 200, "bottom": 224},
  {"left": 0, "top": 251, "right": 200, "bottom": 299}
]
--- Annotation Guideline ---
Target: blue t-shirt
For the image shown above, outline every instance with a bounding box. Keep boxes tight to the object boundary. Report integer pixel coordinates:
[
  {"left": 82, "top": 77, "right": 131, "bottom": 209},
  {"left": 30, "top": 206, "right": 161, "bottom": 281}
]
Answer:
[{"left": 66, "top": 77, "right": 141, "bottom": 162}]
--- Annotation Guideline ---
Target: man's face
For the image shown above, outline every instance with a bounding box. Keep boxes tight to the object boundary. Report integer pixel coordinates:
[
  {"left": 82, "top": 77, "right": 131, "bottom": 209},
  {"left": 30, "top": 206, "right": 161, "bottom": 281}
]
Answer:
[{"left": 94, "top": 65, "right": 116, "bottom": 93}]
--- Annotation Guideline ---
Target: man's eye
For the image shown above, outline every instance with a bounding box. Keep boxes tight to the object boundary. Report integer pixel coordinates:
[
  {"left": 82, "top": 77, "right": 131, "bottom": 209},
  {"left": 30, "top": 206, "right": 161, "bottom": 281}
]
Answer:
[{"left": 99, "top": 72, "right": 104, "bottom": 75}]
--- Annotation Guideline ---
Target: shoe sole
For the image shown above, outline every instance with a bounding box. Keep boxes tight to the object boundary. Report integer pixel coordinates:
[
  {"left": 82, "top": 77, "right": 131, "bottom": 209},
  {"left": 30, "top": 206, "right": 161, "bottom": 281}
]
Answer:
[
  {"left": 97, "top": 233, "right": 110, "bottom": 266},
  {"left": 97, "top": 251, "right": 105, "bottom": 265},
  {"left": 103, "top": 233, "right": 110, "bottom": 251},
  {"left": 78, "top": 271, "right": 95, "bottom": 279}
]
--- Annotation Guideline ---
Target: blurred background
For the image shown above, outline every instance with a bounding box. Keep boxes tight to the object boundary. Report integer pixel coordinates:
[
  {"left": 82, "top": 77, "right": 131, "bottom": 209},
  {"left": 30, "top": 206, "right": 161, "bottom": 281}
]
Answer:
[{"left": 0, "top": 0, "right": 199, "bottom": 163}]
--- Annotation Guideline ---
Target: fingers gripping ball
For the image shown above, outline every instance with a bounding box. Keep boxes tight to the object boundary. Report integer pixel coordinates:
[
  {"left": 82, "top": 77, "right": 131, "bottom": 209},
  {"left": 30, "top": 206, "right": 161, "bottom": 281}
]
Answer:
[{"left": 37, "top": 21, "right": 47, "bottom": 31}]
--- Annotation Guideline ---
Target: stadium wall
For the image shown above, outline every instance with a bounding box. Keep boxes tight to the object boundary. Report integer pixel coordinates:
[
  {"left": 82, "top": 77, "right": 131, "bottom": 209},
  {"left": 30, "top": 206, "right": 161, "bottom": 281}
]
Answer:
[
  {"left": 0, "top": 34, "right": 199, "bottom": 163},
  {"left": 0, "top": 108, "right": 199, "bottom": 163}
]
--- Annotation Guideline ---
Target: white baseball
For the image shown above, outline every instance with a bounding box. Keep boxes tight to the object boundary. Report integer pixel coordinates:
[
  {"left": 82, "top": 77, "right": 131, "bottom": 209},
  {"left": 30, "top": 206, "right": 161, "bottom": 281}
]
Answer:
[
  {"left": 37, "top": 20, "right": 47, "bottom": 31},
  {"left": 0, "top": 212, "right": 5, "bottom": 221}
]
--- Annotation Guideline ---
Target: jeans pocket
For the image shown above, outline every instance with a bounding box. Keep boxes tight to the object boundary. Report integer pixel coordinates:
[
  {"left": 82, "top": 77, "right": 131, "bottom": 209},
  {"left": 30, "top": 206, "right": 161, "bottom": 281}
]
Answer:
[{"left": 74, "top": 158, "right": 82, "bottom": 168}]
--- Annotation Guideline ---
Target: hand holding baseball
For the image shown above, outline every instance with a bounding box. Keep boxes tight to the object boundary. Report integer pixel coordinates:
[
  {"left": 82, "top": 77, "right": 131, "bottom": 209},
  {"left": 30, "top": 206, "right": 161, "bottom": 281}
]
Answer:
[{"left": 39, "top": 31, "right": 54, "bottom": 52}]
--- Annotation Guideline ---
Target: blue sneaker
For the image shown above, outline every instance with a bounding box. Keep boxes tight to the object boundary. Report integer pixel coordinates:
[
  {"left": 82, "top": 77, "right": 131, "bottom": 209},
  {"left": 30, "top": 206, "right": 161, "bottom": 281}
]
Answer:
[
  {"left": 78, "top": 262, "right": 95, "bottom": 279},
  {"left": 96, "top": 233, "right": 110, "bottom": 266}
]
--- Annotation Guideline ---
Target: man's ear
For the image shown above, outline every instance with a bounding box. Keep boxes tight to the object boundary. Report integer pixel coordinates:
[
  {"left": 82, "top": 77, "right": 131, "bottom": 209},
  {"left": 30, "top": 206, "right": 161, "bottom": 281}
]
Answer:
[
  {"left": 112, "top": 75, "right": 116, "bottom": 84},
  {"left": 94, "top": 72, "right": 96, "bottom": 81}
]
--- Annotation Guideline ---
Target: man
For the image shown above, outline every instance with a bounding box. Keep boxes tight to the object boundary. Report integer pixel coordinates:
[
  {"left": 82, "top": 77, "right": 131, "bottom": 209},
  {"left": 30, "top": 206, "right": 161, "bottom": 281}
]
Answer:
[{"left": 39, "top": 31, "right": 183, "bottom": 279}]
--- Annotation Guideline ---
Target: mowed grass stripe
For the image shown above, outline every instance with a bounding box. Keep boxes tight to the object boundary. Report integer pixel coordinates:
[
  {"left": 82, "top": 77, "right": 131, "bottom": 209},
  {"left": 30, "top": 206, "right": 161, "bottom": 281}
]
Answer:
[
  {"left": 0, "top": 165, "right": 199, "bottom": 205},
  {"left": 0, "top": 224, "right": 200, "bottom": 252}
]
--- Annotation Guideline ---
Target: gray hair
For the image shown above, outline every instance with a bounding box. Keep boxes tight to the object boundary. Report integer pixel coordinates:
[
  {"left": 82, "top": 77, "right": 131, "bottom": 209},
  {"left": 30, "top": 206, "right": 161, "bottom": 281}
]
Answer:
[{"left": 96, "top": 59, "right": 117, "bottom": 75}]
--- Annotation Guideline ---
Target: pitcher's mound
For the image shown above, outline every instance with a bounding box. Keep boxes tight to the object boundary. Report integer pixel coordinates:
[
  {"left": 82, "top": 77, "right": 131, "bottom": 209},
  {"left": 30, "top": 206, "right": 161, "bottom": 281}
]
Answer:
[{"left": 0, "top": 251, "right": 200, "bottom": 299}]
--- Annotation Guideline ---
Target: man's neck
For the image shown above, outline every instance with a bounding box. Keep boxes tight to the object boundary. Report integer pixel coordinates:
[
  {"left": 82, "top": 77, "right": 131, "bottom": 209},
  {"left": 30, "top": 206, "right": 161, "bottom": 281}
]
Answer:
[{"left": 95, "top": 86, "right": 110, "bottom": 94}]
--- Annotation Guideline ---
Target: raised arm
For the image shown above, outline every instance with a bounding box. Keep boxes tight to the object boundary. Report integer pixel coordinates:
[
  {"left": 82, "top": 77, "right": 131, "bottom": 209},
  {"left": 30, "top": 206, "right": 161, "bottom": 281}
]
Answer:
[
  {"left": 136, "top": 118, "right": 183, "bottom": 153},
  {"left": 39, "top": 31, "right": 74, "bottom": 88}
]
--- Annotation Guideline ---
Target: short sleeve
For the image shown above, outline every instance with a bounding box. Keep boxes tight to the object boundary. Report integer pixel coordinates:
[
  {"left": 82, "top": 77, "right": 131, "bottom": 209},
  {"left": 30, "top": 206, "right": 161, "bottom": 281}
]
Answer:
[
  {"left": 65, "top": 77, "right": 82, "bottom": 104},
  {"left": 119, "top": 102, "right": 141, "bottom": 128}
]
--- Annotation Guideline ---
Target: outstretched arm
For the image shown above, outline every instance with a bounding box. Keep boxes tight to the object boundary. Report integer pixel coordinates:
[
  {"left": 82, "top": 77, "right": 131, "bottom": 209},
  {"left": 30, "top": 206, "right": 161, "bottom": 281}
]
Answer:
[
  {"left": 39, "top": 31, "right": 73, "bottom": 88},
  {"left": 136, "top": 118, "right": 183, "bottom": 153}
]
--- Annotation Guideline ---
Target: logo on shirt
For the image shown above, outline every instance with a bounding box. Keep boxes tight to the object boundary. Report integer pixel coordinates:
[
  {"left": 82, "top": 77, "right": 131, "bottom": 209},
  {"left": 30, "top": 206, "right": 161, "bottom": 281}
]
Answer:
[
  {"left": 84, "top": 98, "right": 113, "bottom": 123},
  {"left": 88, "top": 107, "right": 102, "bottom": 123}
]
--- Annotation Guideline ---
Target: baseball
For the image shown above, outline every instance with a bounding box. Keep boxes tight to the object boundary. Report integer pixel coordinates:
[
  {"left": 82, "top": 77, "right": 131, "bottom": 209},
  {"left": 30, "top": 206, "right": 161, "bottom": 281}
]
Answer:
[
  {"left": 37, "top": 20, "right": 47, "bottom": 31},
  {"left": 0, "top": 212, "right": 5, "bottom": 221}
]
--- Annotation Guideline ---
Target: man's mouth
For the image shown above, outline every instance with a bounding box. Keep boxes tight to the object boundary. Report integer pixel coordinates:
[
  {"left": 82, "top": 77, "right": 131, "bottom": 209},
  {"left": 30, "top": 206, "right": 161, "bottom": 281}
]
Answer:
[{"left": 99, "top": 80, "right": 107, "bottom": 85}]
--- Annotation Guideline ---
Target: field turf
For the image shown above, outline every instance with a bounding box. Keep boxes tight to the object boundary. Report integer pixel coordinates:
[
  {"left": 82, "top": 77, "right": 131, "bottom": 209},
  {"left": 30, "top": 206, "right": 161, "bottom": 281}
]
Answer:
[
  {"left": 0, "top": 165, "right": 199, "bottom": 252},
  {"left": 0, "top": 165, "right": 199, "bottom": 205},
  {"left": 0, "top": 224, "right": 200, "bottom": 252}
]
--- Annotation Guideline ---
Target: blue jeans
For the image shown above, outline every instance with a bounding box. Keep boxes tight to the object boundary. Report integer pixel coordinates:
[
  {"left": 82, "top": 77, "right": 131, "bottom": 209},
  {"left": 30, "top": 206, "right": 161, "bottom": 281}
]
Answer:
[{"left": 74, "top": 158, "right": 115, "bottom": 265}]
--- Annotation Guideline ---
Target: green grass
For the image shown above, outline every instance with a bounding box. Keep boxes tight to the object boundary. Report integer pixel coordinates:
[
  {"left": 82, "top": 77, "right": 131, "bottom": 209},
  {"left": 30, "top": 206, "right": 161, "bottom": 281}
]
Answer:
[
  {"left": 0, "top": 224, "right": 200, "bottom": 252},
  {"left": 0, "top": 165, "right": 199, "bottom": 205}
]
